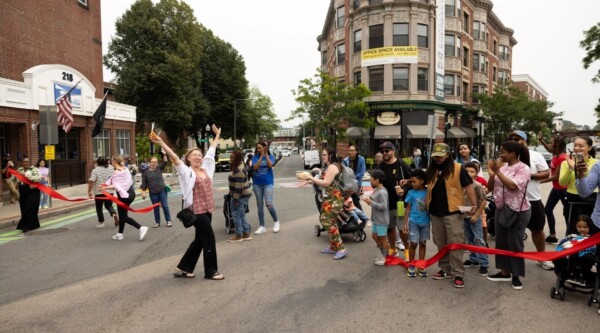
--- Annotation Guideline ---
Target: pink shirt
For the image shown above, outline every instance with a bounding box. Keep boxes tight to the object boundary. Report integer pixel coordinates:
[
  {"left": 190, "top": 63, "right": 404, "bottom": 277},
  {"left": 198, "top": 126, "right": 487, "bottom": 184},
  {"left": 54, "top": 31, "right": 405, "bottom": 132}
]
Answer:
[
  {"left": 104, "top": 169, "right": 133, "bottom": 198},
  {"left": 192, "top": 175, "right": 214, "bottom": 214},
  {"left": 492, "top": 161, "right": 531, "bottom": 212}
]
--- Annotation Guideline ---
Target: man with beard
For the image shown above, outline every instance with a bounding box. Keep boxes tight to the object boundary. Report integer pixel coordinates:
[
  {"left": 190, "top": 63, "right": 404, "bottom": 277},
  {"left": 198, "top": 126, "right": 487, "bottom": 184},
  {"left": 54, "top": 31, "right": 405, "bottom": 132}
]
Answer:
[
  {"left": 425, "top": 143, "right": 478, "bottom": 288},
  {"left": 375, "top": 142, "right": 412, "bottom": 258}
]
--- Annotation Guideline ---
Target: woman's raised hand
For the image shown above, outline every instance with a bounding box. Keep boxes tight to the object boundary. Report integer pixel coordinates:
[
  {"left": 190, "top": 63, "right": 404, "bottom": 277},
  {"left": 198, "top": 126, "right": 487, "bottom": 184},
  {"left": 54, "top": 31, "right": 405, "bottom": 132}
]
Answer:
[
  {"left": 149, "top": 131, "right": 163, "bottom": 144},
  {"left": 211, "top": 124, "right": 221, "bottom": 136}
]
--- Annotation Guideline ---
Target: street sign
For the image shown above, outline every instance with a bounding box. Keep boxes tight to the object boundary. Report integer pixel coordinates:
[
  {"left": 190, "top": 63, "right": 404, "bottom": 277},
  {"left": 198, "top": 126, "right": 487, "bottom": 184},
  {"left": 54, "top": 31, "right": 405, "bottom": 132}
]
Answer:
[
  {"left": 199, "top": 139, "right": 208, "bottom": 143},
  {"left": 45, "top": 145, "right": 55, "bottom": 160}
]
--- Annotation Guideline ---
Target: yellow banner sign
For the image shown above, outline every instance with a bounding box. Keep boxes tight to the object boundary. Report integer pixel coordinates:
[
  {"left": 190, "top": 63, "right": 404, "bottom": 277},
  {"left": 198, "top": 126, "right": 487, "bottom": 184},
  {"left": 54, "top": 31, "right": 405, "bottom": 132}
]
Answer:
[
  {"left": 361, "top": 46, "right": 418, "bottom": 67},
  {"left": 45, "top": 145, "right": 55, "bottom": 160}
]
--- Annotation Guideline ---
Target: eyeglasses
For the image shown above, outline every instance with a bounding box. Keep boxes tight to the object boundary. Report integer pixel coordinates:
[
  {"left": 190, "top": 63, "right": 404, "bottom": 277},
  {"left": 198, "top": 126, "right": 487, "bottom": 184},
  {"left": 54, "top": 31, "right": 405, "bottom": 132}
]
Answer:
[{"left": 381, "top": 149, "right": 391, "bottom": 153}]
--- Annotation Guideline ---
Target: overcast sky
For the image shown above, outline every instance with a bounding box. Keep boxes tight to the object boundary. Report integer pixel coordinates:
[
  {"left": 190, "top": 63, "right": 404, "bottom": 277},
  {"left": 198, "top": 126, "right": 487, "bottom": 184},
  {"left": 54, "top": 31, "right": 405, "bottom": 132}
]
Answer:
[{"left": 102, "top": 0, "right": 600, "bottom": 128}]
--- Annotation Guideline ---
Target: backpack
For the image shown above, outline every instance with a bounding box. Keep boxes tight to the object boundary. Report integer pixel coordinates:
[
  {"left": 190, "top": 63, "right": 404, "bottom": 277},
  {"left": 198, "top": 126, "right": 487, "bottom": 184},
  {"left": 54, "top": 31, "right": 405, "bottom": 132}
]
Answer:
[{"left": 335, "top": 163, "right": 359, "bottom": 196}]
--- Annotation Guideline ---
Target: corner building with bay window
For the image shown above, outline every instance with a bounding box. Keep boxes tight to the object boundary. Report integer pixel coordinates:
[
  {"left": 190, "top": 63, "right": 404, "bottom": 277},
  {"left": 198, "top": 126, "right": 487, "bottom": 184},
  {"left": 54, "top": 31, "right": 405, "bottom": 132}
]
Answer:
[{"left": 319, "top": 0, "right": 515, "bottom": 158}]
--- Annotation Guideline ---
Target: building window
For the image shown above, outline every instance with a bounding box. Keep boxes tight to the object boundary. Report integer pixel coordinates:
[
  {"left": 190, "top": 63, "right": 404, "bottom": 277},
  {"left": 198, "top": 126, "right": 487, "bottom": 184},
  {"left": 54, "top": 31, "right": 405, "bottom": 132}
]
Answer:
[
  {"left": 393, "top": 68, "right": 409, "bottom": 91},
  {"left": 337, "top": 44, "right": 345, "bottom": 65},
  {"left": 445, "top": 34, "right": 461, "bottom": 56},
  {"left": 499, "top": 70, "right": 509, "bottom": 84},
  {"left": 492, "top": 66, "right": 497, "bottom": 82},
  {"left": 93, "top": 129, "right": 110, "bottom": 160},
  {"left": 444, "top": 75, "right": 455, "bottom": 95},
  {"left": 369, "top": 24, "right": 384, "bottom": 48},
  {"left": 353, "top": 0, "right": 361, "bottom": 10},
  {"left": 369, "top": 67, "right": 384, "bottom": 92},
  {"left": 473, "top": 53, "right": 485, "bottom": 72},
  {"left": 337, "top": 6, "right": 345, "bottom": 28},
  {"left": 354, "top": 30, "right": 362, "bottom": 53},
  {"left": 472, "top": 84, "right": 485, "bottom": 104},
  {"left": 354, "top": 71, "right": 362, "bottom": 86},
  {"left": 393, "top": 23, "right": 409, "bottom": 46},
  {"left": 463, "top": 46, "right": 469, "bottom": 67},
  {"left": 55, "top": 129, "right": 80, "bottom": 160},
  {"left": 499, "top": 45, "right": 509, "bottom": 60},
  {"left": 116, "top": 130, "right": 131, "bottom": 157},
  {"left": 462, "top": 82, "right": 469, "bottom": 102},
  {"left": 493, "top": 40, "right": 498, "bottom": 56},
  {"left": 446, "top": 0, "right": 458, "bottom": 16},
  {"left": 417, "top": 68, "right": 428, "bottom": 91},
  {"left": 417, "top": 24, "right": 428, "bottom": 48},
  {"left": 369, "top": 0, "right": 383, "bottom": 5},
  {"left": 321, "top": 51, "right": 327, "bottom": 65},
  {"left": 473, "top": 21, "right": 486, "bottom": 40},
  {"left": 463, "top": 12, "right": 470, "bottom": 33}
]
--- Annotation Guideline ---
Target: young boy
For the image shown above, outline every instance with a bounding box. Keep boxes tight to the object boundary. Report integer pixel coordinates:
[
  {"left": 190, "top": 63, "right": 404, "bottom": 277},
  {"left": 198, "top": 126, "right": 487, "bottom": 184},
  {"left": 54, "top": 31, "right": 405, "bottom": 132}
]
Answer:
[
  {"left": 343, "top": 197, "right": 369, "bottom": 225},
  {"left": 462, "top": 162, "right": 489, "bottom": 276},
  {"left": 363, "top": 170, "right": 389, "bottom": 266},
  {"left": 402, "top": 169, "right": 430, "bottom": 277}
]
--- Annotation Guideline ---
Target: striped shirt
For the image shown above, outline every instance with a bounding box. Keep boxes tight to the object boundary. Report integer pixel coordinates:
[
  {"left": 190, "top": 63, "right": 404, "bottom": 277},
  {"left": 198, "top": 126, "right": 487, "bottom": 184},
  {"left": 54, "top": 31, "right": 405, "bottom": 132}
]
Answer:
[
  {"left": 89, "top": 166, "right": 114, "bottom": 195},
  {"left": 228, "top": 164, "right": 252, "bottom": 200}
]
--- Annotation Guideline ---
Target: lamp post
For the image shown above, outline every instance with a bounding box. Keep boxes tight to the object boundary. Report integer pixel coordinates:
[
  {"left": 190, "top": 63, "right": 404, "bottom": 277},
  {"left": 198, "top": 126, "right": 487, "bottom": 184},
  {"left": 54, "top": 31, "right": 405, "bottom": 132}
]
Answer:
[
  {"left": 234, "top": 98, "right": 253, "bottom": 148},
  {"left": 204, "top": 123, "right": 210, "bottom": 154},
  {"left": 477, "top": 109, "right": 485, "bottom": 161}
]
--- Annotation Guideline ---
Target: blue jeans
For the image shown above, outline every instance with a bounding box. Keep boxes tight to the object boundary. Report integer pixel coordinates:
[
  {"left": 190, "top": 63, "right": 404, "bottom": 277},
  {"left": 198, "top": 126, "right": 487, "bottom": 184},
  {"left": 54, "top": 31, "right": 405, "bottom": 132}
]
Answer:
[
  {"left": 464, "top": 217, "right": 488, "bottom": 268},
  {"left": 545, "top": 188, "right": 567, "bottom": 235},
  {"left": 253, "top": 184, "right": 278, "bottom": 227},
  {"left": 39, "top": 179, "right": 49, "bottom": 207},
  {"left": 347, "top": 208, "right": 369, "bottom": 223},
  {"left": 149, "top": 189, "right": 171, "bottom": 224},
  {"left": 231, "top": 196, "right": 251, "bottom": 235},
  {"left": 414, "top": 156, "right": 421, "bottom": 169}
]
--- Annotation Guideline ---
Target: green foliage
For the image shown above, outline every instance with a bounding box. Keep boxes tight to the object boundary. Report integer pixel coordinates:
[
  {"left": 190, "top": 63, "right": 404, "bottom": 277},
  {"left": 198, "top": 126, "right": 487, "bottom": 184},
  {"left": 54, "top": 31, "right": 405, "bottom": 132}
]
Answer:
[
  {"left": 238, "top": 86, "right": 281, "bottom": 145},
  {"left": 135, "top": 134, "right": 152, "bottom": 162},
  {"left": 289, "top": 70, "right": 373, "bottom": 146},
  {"left": 581, "top": 23, "right": 600, "bottom": 123}
]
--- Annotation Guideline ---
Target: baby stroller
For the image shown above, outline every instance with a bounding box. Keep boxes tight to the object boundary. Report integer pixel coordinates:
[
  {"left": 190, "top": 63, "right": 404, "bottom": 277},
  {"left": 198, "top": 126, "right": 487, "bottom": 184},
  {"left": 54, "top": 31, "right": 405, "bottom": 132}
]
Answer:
[
  {"left": 550, "top": 244, "right": 599, "bottom": 307},
  {"left": 223, "top": 194, "right": 235, "bottom": 234}
]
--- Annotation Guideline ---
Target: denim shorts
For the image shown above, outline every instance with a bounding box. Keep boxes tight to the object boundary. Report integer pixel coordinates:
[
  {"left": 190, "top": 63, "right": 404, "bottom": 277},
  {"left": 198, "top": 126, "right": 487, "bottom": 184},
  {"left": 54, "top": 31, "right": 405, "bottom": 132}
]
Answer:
[
  {"left": 372, "top": 223, "right": 388, "bottom": 237},
  {"left": 408, "top": 222, "right": 430, "bottom": 243}
]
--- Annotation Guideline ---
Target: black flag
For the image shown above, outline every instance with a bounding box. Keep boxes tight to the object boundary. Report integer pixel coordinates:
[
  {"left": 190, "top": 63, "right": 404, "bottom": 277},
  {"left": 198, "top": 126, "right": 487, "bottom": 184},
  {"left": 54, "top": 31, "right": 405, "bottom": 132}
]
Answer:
[{"left": 91, "top": 94, "right": 107, "bottom": 138}]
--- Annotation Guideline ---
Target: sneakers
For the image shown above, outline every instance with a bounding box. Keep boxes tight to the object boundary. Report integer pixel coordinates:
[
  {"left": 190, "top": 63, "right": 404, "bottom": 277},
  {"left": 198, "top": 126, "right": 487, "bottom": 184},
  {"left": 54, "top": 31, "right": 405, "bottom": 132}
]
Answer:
[
  {"left": 333, "top": 249, "right": 348, "bottom": 260},
  {"left": 397, "top": 242, "right": 405, "bottom": 251},
  {"left": 487, "top": 272, "right": 511, "bottom": 282},
  {"left": 512, "top": 277, "right": 523, "bottom": 290},
  {"left": 463, "top": 259, "right": 479, "bottom": 268},
  {"left": 242, "top": 233, "right": 253, "bottom": 241},
  {"left": 153, "top": 223, "right": 160, "bottom": 228},
  {"left": 366, "top": 221, "right": 372, "bottom": 227},
  {"left": 273, "top": 221, "right": 280, "bottom": 233},
  {"left": 478, "top": 267, "right": 489, "bottom": 276},
  {"left": 139, "top": 226, "right": 148, "bottom": 241},
  {"left": 388, "top": 248, "right": 398, "bottom": 257},
  {"left": 407, "top": 266, "right": 416, "bottom": 277},
  {"left": 374, "top": 253, "right": 386, "bottom": 266},
  {"left": 539, "top": 261, "right": 554, "bottom": 270},
  {"left": 432, "top": 270, "right": 451, "bottom": 280},
  {"left": 43, "top": 205, "right": 49, "bottom": 209},
  {"left": 227, "top": 235, "right": 243, "bottom": 242},
  {"left": 545, "top": 235, "right": 559, "bottom": 245},
  {"left": 255, "top": 226, "right": 267, "bottom": 235},
  {"left": 96, "top": 222, "right": 105, "bottom": 228},
  {"left": 418, "top": 269, "right": 428, "bottom": 277},
  {"left": 453, "top": 276, "right": 465, "bottom": 288},
  {"left": 166, "top": 221, "right": 172, "bottom": 227},
  {"left": 112, "top": 233, "right": 123, "bottom": 241}
]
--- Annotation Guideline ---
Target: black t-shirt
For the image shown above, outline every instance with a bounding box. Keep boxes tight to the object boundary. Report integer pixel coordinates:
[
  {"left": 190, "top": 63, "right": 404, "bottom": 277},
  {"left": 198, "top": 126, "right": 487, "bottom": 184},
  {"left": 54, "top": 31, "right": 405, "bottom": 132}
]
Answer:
[
  {"left": 429, "top": 164, "right": 473, "bottom": 217},
  {"left": 376, "top": 159, "right": 412, "bottom": 210}
]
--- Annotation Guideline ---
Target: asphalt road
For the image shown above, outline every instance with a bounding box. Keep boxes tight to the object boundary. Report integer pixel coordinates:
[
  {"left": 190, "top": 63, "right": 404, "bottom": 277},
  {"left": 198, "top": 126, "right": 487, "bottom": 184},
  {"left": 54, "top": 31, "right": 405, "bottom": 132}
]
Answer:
[{"left": 0, "top": 154, "right": 599, "bottom": 332}]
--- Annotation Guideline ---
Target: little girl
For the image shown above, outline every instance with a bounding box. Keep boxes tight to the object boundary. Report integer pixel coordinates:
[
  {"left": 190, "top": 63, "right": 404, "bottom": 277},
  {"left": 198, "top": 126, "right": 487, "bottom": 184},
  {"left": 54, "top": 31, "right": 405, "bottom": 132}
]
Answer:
[
  {"left": 553, "top": 215, "right": 597, "bottom": 286},
  {"left": 362, "top": 170, "right": 389, "bottom": 266}
]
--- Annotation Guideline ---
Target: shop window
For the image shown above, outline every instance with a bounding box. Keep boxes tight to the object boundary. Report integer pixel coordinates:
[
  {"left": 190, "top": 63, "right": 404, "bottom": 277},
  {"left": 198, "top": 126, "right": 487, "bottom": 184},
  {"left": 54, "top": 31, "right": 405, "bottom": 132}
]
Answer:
[
  {"left": 93, "top": 129, "right": 111, "bottom": 160},
  {"left": 116, "top": 130, "right": 131, "bottom": 157}
]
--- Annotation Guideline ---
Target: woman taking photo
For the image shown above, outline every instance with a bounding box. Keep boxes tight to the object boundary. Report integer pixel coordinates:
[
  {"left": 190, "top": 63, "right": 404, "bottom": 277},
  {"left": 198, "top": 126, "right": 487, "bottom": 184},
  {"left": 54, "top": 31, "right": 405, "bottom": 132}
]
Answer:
[
  {"left": 15, "top": 157, "right": 41, "bottom": 233},
  {"left": 36, "top": 159, "right": 49, "bottom": 209},
  {"left": 227, "top": 150, "right": 253, "bottom": 242},
  {"left": 88, "top": 156, "right": 118, "bottom": 228},
  {"left": 559, "top": 136, "right": 598, "bottom": 234},
  {"left": 101, "top": 155, "right": 148, "bottom": 241},
  {"left": 252, "top": 142, "right": 280, "bottom": 234},
  {"left": 305, "top": 148, "right": 348, "bottom": 260},
  {"left": 486, "top": 141, "right": 531, "bottom": 290},
  {"left": 150, "top": 124, "right": 225, "bottom": 280}
]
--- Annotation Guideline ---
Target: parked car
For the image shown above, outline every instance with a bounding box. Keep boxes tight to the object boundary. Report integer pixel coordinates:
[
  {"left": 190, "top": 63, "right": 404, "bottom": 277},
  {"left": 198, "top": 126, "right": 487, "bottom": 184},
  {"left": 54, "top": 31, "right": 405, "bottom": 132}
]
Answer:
[
  {"left": 292, "top": 147, "right": 299, "bottom": 154},
  {"left": 216, "top": 153, "right": 231, "bottom": 172},
  {"left": 281, "top": 150, "right": 291, "bottom": 157},
  {"left": 529, "top": 145, "right": 552, "bottom": 166}
]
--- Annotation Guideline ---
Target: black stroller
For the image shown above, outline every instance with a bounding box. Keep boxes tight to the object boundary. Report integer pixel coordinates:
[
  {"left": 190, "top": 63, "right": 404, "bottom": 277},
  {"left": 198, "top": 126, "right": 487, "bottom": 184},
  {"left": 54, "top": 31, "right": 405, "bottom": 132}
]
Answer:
[
  {"left": 223, "top": 194, "right": 235, "bottom": 234},
  {"left": 550, "top": 247, "right": 599, "bottom": 307}
]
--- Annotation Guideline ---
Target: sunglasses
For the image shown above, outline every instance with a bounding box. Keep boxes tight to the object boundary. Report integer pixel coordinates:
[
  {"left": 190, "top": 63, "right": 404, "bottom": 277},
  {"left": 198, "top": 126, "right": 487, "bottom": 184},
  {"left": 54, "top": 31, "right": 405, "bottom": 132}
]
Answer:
[{"left": 381, "top": 149, "right": 392, "bottom": 153}]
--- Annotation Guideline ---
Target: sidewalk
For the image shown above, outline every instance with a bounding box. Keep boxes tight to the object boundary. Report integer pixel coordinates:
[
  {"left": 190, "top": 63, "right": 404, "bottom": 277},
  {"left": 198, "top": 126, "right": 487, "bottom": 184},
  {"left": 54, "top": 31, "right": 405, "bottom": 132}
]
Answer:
[{"left": 0, "top": 174, "right": 179, "bottom": 231}]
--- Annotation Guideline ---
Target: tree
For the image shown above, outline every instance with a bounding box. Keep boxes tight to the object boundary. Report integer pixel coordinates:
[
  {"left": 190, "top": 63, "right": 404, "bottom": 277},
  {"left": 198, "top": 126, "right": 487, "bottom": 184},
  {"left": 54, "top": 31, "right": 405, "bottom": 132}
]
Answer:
[
  {"left": 288, "top": 70, "right": 372, "bottom": 146},
  {"left": 475, "top": 85, "right": 556, "bottom": 146},
  {"left": 238, "top": 86, "right": 280, "bottom": 147},
  {"left": 103, "top": 0, "right": 206, "bottom": 149},
  {"left": 581, "top": 22, "right": 600, "bottom": 122}
]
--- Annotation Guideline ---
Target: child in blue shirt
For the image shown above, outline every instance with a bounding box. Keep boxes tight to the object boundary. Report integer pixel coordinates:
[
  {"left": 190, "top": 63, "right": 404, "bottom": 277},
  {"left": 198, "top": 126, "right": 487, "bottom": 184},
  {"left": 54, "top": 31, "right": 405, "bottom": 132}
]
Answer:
[{"left": 402, "top": 169, "right": 430, "bottom": 277}]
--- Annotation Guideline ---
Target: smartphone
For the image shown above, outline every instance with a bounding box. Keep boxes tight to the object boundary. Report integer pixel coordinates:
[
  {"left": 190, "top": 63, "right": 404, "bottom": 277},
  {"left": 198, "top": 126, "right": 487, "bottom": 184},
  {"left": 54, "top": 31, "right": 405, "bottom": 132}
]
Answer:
[{"left": 575, "top": 153, "right": 584, "bottom": 163}]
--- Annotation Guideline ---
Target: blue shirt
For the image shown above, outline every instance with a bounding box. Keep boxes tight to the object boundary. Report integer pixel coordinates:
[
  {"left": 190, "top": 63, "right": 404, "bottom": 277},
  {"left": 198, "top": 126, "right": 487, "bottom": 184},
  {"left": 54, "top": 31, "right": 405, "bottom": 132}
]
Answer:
[
  {"left": 251, "top": 154, "right": 276, "bottom": 186},
  {"left": 405, "top": 189, "right": 430, "bottom": 225}
]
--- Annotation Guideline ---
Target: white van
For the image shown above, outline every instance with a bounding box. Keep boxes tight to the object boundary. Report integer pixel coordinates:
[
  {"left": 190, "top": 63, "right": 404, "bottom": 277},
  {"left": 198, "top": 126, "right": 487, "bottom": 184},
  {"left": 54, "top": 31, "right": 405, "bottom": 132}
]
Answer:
[{"left": 303, "top": 150, "right": 321, "bottom": 169}]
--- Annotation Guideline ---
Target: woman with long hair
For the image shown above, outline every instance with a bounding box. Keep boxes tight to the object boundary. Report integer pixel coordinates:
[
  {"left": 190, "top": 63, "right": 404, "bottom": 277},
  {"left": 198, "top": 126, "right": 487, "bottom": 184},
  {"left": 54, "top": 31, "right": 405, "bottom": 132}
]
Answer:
[
  {"left": 305, "top": 147, "right": 348, "bottom": 259},
  {"left": 101, "top": 155, "right": 148, "bottom": 241},
  {"left": 227, "top": 150, "right": 253, "bottom": 242},
  {"left": 88, "top": 156, "right": 118, "bottom": 228},
  {"left": 36, "top": 159, "right": 49, "bottom": 209},
  {"left": 486, "top": 141, "right": 531, "bottom": 290},
  {"left": 150, "top": 124, "right": 225, "bottom": 280},
  {"left": 252, "top": 141, "right": 280, "bottom": 234},
  {"left": 15, "top": 157, "right": 41, "bottom": 233}
]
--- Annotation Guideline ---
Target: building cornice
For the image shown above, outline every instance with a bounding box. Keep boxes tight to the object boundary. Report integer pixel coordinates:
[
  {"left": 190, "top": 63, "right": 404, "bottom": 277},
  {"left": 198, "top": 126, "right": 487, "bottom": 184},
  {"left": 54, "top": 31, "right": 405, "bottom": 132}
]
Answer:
[{"left": 512, "top": 74, "right": 549, "bottom": 98}]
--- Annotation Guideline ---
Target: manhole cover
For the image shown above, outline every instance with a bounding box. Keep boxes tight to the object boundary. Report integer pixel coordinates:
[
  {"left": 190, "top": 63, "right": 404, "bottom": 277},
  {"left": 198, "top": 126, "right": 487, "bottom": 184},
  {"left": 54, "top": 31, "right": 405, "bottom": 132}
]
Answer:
[{"left": 25, "top": 228, "right": 69, "bottom": 236}]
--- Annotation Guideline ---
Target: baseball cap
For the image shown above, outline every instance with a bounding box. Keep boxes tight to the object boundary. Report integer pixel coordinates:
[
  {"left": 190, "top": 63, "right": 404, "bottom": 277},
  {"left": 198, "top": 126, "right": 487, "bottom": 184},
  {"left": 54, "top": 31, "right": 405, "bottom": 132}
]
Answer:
[
  {"left": 508, "top": 130, "right": 527, "bottom": 141},
  {"left": 431, "top": 143, "right": 450, "bottom": 157},
  {"left": 379, "top": 142, "right": 395, "bottom": 150}
]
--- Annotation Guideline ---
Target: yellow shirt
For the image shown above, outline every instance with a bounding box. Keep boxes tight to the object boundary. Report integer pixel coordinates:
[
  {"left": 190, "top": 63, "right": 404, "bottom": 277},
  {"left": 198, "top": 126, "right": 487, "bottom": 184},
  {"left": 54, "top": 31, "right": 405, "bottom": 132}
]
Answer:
[{"left": 558, "top": 157, "right": 598, "bottom": 194}]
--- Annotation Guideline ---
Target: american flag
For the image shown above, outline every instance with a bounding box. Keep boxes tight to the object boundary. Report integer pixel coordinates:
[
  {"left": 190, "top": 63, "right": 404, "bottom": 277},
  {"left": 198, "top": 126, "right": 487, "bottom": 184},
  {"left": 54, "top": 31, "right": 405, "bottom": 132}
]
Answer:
[{"left": 56, "top": 82, "right": 80, "bottom": 133}]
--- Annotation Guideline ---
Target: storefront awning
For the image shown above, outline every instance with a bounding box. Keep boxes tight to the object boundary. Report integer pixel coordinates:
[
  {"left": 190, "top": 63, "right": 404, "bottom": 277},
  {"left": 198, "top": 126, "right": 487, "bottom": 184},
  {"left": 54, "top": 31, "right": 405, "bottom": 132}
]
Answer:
[
  {"left": 346, "top": 127, "right": 370, "bottom": 138},
  {"left": 374, "top": 125, "right": 401, "bottom": 139},
  {"left": 406, "top": 125, "right": 445, "bottom": 139},
  {"left": 460, "top": 127, "right": 477, "bottom": 138},
  {"left": 447, "top": 127, "right": 468, "bottom": 138}
]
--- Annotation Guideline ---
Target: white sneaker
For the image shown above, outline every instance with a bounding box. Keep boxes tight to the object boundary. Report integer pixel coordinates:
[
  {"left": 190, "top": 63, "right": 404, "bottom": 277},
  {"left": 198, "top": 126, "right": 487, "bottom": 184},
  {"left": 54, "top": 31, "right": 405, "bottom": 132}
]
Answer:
[
  {"left": 96, "top": 223, "right": 105, "bottom": 228},
  {"left": 366, "top": 221, "right": 372, "bottom": 227},
  {"left": 139, "top": 226, "right": 148, "bottom": 241},
  {"left": 539, "top": 261, "right": 554, "bottom": 270},
  {"left": 374, "top": 253, "right": 385, "bottom": 266},
  {"left": 43, "top": 205, "right": 49, "bottom": 209},
  {"left": 273, "top": 222, "right": 280, "bottom": 233},
  {"left": 112, "top": 233, "right": 123, "bottom": 241},
  {"left": 255, "top": 226, "right": 267, "bottom": 235},
  {"left": 396, "top": 241, "right": 405, "bottom": 251}
]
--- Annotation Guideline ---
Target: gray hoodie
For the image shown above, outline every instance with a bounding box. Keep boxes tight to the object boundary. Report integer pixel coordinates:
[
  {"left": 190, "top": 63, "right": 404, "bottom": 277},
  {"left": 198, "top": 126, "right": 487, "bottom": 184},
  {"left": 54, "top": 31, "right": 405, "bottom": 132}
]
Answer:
[{"left": 370, "top": 186, "right": 389, "bottom": 225}]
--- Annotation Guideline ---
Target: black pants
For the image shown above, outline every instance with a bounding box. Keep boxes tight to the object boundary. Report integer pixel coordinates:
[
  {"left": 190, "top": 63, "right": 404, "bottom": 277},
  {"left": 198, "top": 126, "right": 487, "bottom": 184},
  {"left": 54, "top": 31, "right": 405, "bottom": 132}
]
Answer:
[
  {"left": 17, "top": 184, "right": 40, "bottom": 232},
  {"left": 95, "top": 194, "right": 116, "bottom": 222},
  {"left": 177, "top": 212, "right": 218, "bottom": 277},
  {"left": 117, "top": 188, "right": 141, "bottom": 233}
]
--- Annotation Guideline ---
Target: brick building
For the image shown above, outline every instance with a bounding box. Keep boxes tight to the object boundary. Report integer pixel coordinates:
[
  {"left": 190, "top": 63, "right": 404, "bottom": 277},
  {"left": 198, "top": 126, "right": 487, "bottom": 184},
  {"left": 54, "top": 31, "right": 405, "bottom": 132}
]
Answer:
[
  {"left": 0, "top": 0, "right": 136, "bottom": 194},
  {"left": 318, "top": 0, "right": 516, "bottom": 157},
  {"left": 512, "top": 74, "right": 549, "bottom": 101}
]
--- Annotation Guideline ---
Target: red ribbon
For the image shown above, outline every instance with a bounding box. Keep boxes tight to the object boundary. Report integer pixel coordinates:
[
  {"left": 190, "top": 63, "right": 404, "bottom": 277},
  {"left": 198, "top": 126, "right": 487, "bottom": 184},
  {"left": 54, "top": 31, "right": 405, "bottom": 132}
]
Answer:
[
  {"left": 8, "top": 169, "right": 159, "bottom": 213},
  {"left": 386, "top": 232, "right": 600, "bottom": 269}
]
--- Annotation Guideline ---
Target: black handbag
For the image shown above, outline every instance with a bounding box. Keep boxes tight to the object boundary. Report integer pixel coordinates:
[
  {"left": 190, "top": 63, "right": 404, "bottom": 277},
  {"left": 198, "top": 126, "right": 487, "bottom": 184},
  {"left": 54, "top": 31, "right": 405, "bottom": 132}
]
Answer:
[
  {"left": 497, "top": 181, "right": 528, "bottom": 228},
  {"left": 176, "top": 208, "right": 197, "bottom": 228}
]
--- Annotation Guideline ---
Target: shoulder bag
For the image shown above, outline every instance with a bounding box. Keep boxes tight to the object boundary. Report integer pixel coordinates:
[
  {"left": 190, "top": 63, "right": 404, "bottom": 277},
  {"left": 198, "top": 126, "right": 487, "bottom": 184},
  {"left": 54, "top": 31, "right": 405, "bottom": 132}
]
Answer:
[{"left": 497, "top": 180, "right": 529, "bottom": 228}]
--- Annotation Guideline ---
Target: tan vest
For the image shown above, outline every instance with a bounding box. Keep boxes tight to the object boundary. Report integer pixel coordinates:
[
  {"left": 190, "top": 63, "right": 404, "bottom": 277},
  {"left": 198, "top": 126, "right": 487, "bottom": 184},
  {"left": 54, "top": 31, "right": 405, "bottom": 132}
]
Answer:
[{"left": 426, "top": 163, "right": 465, "bottom": 213}]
